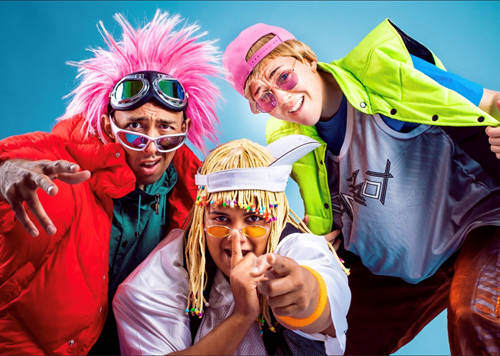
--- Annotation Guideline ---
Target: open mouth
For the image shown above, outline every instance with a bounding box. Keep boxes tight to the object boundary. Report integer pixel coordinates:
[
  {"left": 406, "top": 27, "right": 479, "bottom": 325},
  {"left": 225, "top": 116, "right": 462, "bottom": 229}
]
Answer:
[
  {"left": 141, "top": 160, "right": 160, "bottom": 167},
  {"left": 288, "top": 96, "right": 304, "bottom": 113}
]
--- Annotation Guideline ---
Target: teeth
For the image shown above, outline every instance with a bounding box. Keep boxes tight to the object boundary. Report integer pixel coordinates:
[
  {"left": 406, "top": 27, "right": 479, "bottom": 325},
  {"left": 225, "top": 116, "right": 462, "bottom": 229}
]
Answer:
[
  {"left": 144, "top": 162, "right": 157, "bottom": 166},
  {"left": 289, "top": 97, "right": 303, "bottom": 113}
]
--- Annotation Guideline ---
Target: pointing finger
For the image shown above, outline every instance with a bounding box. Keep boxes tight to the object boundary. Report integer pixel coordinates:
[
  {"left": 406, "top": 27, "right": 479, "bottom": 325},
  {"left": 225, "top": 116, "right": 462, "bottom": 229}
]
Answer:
[
  {"left": 230, "top": 231, "right": 243, "bottom": 269},
  {"left": 250, "top": 254, "right": 272, "bottom": 277},
  {"left": 266, "top": 253, "right": 294, "bottom": 276}
]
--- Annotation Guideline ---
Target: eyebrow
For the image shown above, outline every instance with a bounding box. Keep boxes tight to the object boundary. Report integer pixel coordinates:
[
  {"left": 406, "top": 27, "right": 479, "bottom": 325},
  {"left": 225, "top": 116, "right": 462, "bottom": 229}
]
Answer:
[
  {"left": 253, "top": 65, "right": 283, "bottom": 99},
  {"left": 124, "top": 117, "right": 178, "bottom": 125}
]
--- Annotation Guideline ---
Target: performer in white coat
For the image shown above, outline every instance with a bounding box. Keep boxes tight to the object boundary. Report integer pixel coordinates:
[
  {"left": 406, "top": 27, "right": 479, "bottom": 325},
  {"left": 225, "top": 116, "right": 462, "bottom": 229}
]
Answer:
[{"left": 113, "top": 135, "right": 351, "bottom": 355}]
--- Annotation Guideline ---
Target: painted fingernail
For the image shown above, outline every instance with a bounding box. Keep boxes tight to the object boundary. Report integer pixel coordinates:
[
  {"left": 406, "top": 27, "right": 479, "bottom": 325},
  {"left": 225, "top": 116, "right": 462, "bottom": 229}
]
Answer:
[
  {"left": 47, "top": 186, "right": 55, "bottom": 194},
  {"left": 46, "top": 225, "right": 56, "bottom": 235},
  {"left": 69, "top": 164, "right": 77, "bottom": 171},
  {"left": 31, "top": 229, "right": 39, "bottom": 237},
  {"left": 250, "top": 266, "right": 258, "bottom": 274}
]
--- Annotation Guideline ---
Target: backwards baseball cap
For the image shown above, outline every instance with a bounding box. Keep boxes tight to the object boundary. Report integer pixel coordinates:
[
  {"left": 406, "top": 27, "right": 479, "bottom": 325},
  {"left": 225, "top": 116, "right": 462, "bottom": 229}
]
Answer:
[{"left": 223, "top": 23, "right": 295, "bottom": 97}]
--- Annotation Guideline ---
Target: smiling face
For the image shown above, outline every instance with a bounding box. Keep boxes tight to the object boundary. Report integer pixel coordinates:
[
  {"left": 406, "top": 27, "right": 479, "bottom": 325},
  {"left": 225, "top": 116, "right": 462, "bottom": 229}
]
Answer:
[
  {"left": 246, "top": 56, "right": 324, "bottom": 126},
  {"left": 103, "top": 102, "right": 189, "bottom": 190},
  {"left": 204, "top": 204, "right": 271, "bottom": 278}
]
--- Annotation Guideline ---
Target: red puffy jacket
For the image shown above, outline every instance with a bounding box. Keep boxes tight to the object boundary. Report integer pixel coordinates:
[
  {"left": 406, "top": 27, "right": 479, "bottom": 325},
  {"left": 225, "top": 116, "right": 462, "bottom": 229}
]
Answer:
[{"left": 0, "top": 115, "right": 201, "bottom": 354}]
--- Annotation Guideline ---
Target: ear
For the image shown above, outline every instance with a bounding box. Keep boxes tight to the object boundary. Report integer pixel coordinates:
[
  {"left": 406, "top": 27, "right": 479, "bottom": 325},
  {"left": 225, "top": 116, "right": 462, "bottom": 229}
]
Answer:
[
  {"left": 183, "top": 116, "right": 192, "bottom": 131},
  {"left": 101, "top": 114, "right": 115, "bottom": 141},
  {"left": 305, "top": 59, "right": 318, "bottom": 74}
]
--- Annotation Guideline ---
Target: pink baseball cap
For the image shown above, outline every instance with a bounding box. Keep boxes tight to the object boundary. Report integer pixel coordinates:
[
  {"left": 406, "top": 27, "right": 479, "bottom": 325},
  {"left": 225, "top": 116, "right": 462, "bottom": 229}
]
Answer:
[{"left": 223, "top": 23, "right": 295, "bottom": 97}]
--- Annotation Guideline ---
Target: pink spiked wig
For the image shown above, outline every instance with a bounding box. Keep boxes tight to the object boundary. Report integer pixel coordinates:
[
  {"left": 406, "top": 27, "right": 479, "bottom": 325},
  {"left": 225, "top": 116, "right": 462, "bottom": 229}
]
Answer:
[{"left": 58, "top": 10, "right": 222, "bottom": 152}]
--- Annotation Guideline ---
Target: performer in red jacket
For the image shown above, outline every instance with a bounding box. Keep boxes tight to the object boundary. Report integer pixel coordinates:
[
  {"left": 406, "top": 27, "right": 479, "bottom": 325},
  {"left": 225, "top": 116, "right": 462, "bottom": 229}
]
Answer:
[{"left": 0, "top": 10, "right": 221, "bottom": 355}]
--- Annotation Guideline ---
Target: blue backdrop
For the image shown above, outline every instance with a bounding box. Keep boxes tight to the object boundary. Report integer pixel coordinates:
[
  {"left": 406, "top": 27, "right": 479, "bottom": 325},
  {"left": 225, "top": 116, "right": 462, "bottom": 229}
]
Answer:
[{"left": 2, "top": 1, "right": 500, "bottom": 354}]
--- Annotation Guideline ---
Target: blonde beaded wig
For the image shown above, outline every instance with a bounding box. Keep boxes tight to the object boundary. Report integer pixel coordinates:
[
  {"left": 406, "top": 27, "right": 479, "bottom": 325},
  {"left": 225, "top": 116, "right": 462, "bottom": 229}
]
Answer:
[
  {"left": 184, "top": 137, "right": 349, "bottom": 328},
  {"left": 184, "top": 138, "right": 308, "bottom": 323}
]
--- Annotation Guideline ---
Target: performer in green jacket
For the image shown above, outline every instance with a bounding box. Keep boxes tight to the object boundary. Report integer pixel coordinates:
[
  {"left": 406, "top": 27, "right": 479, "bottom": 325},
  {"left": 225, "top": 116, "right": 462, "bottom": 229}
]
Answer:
[{"left": 223, "top": 19, "right": 500, "bottom": 355}]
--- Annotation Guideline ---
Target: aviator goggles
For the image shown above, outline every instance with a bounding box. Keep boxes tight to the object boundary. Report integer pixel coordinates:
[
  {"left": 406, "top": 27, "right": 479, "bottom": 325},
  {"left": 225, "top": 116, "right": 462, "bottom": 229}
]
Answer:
[
  {"left": 109, "top": 117, "right": 188, "bottom": 153},
  {"left": 255, "top": 59, "right": 298, "bottom": 113},
  {"left": 109, "top": 71, "right": 188, "bottom": 113},
  {"left": 205, "top": 225, "right": 269, "bottom": 239}
]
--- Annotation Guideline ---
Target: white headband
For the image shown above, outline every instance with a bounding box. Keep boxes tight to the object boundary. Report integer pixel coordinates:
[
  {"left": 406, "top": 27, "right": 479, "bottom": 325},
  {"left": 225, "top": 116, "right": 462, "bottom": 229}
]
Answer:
[{"left": 195, "top": 135, "right": 320, "bottom": 193}]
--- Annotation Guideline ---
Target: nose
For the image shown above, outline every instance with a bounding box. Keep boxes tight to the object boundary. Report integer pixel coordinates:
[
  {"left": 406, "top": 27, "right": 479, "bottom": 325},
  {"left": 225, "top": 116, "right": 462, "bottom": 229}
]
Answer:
[
  {"left": 227, "top": 228, "right": 247, "bottom": 243},
  {"left": 144, "top": 140, "right": 158, "bottom": 155},
  {"left": 272, "top": 88, "right": 293, "bottom": 107}
]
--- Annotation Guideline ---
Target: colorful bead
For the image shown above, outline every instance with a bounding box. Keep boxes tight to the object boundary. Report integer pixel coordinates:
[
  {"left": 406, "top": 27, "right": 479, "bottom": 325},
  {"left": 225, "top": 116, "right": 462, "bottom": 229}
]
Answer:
[
  {"left": 269, "top": 326, "right": 276, "bottom": 332},
  {"left": 259, "top": 330, "right": 264, "bottom": 336},
  {"left": 184, "top": 308, "right": 189, "bottom": 315}
]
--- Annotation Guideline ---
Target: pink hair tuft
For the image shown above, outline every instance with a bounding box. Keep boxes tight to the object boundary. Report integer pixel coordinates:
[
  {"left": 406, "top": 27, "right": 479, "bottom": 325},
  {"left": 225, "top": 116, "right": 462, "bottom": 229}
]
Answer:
[{"left": 59, "top": 10, "right": 222, "bottom": 153}]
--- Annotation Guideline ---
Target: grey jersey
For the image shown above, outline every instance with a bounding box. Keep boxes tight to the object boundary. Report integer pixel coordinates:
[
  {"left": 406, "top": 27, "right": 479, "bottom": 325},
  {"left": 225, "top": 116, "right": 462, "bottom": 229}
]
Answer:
[{"left": 327, "top": 103, "right": 500, "bottom": 283}]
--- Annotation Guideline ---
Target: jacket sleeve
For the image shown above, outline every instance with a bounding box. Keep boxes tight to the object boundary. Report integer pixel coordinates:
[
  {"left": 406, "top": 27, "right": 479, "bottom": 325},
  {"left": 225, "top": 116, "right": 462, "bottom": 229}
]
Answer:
[{"left": 167, "top": 145, "right": 202, "bottom": 232}]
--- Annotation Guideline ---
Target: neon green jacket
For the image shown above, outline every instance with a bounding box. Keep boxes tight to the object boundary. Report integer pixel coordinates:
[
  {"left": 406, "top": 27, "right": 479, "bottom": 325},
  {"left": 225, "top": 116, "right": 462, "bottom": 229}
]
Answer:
[{"left": 266, "top": 19, "right": 499, "bottom": 235}]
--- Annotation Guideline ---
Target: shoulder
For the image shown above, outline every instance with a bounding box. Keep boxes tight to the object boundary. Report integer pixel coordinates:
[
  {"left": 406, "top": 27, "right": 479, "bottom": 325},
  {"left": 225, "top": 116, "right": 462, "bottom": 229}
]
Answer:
[
  {"left": 52, "top": 114, "right": 101, "bottom": 144},
  {"left": 275, "top": 233, "right": 331, "bottom": 259},
  {"left": 120, "top": 229, "right": 187, "bottom": 289}
]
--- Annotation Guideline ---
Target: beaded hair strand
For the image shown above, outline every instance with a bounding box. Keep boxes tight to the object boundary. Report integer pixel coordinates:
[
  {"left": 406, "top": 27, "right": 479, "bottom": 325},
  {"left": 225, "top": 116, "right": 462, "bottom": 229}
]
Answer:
[{"left": 184, "top": 139, "right": 349, "bottom": 332}]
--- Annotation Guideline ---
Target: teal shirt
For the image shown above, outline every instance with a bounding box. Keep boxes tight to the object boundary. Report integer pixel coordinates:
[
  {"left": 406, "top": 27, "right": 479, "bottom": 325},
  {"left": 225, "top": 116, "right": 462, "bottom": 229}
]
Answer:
[
  {"left": 89, "top": 164, "right": 178, "bottom": 355},
  {"left": 108, "top": 163, "right": 178, "bottom": 300}
]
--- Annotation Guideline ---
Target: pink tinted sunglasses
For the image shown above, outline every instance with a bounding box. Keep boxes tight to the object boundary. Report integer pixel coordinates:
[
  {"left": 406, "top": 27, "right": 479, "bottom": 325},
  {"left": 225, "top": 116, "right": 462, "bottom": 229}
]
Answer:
[{"left": 255, "top": 59, "right": 298, "bottom": 113}]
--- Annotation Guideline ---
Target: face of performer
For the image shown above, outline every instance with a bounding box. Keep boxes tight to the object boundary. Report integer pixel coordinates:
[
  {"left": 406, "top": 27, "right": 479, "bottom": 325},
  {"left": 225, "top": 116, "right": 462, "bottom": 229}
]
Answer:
[
  {"left": 103, "top": 102, "right": 189, "bottom": 190},
  {"left": 204, "top": 204, "right": 271, "bottom": 278},
  {"left": 246, "top": 56, "right": 324, "bottom": 126}
]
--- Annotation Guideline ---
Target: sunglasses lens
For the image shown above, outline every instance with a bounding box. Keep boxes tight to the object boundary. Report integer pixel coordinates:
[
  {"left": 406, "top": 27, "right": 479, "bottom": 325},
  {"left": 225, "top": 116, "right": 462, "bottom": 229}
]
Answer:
[
  {"left": 158, "top": 79, "right": 186, "bottom": 101},
  {"left": 241, "top": 226, "right": 267, "bottom": 238},
  {"left": 156, "top": 134, "right": 187, "bottom": 152},
  {"left": 276, "top": 70, "right": 298, "bottom": 91},
  {"left": 114, "top": 80, "right": 145, "bottom": 102},
  {"left": 116, "top": 132, "right": 149, "bottom": 150},
  {"left": 206, "top": 226, "right": 231, "bottom": 238},
  {"left": 256, "top": 92, "right": 277, "bottom": 113}
]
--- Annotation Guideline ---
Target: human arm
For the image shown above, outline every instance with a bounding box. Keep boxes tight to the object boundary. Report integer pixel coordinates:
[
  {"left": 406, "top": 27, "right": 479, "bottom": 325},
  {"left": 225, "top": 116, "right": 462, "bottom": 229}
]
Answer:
[
  {"left": 171, "top": 235, "right": 263, "bottom": 355},
  {"left": 251, "top": 233, "right": 350, "bottom": 352},
  {"left": 114, "top": 230, "right": 263, "bottom": 355}
]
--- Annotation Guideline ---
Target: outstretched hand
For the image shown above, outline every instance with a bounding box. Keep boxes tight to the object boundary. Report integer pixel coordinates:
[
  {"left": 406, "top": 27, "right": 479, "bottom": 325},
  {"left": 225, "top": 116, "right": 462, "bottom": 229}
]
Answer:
[
  {"left": 250, "top": 253, "right": 317, "bottom": 320},
  {"left": 0, "top": 159, "right": 91, "bottom": 237},
  {"left": 486, "top": 101, "right": 500, "bottom": 159}
]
